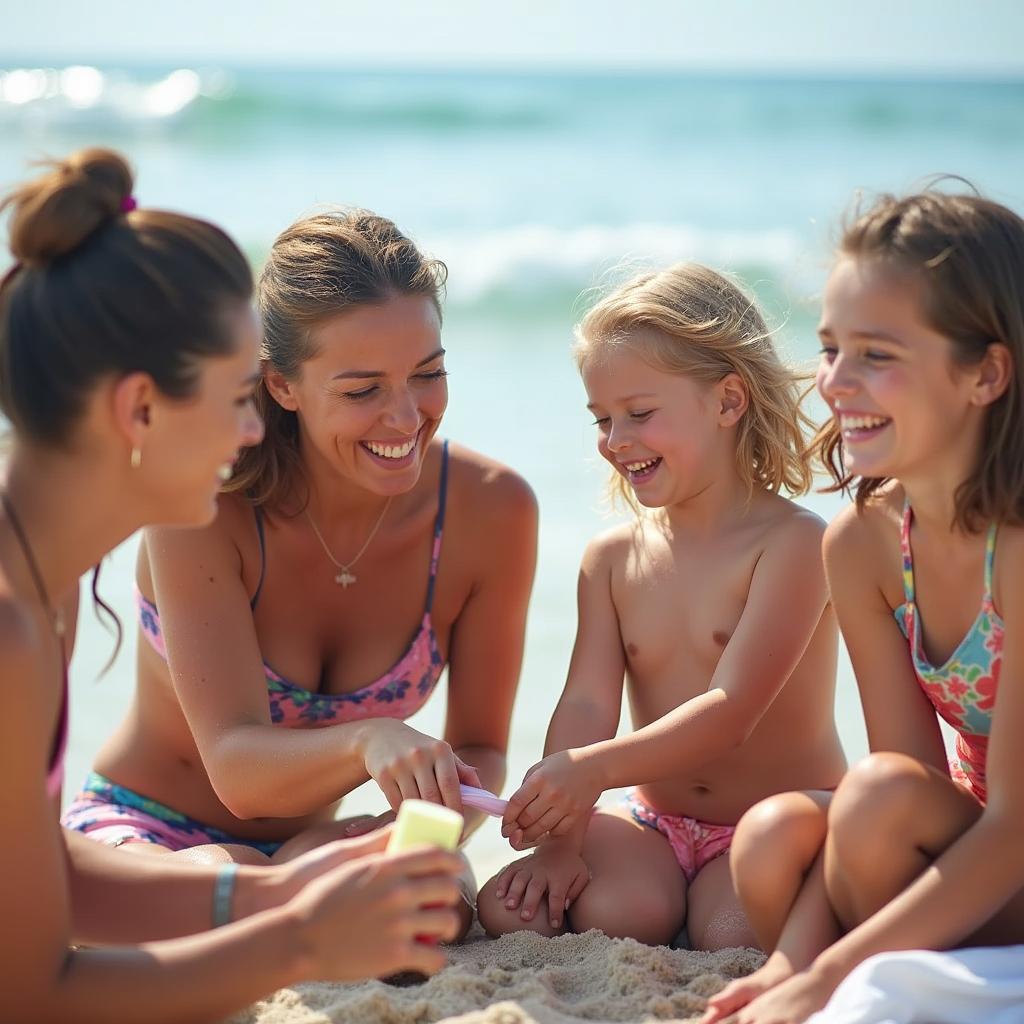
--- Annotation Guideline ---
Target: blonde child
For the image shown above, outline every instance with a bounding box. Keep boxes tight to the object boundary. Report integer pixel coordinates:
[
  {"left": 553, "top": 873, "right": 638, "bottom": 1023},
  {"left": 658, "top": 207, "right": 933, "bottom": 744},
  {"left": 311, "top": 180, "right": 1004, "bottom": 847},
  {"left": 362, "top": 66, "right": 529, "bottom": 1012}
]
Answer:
[
  {"left": 703, "top": 191, "right": 1024, "bottom": 1024},
  {"left": 479, "top": 264, "right": 846, "bottom": 949}
]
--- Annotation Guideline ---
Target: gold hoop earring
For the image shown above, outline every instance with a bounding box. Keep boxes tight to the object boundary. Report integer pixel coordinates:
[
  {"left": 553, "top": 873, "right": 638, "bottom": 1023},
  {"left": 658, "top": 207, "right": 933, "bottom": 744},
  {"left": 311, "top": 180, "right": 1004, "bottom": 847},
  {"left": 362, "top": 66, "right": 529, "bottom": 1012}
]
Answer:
[{"left": 130, "top": 446, "right": 142, "bottom": 470}]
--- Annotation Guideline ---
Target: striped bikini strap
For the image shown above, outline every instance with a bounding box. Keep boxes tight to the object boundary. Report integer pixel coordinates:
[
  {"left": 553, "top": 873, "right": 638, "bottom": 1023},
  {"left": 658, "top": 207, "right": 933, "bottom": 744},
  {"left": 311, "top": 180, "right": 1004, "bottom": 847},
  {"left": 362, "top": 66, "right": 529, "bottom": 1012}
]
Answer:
[
  {"left": 983, "top": 520, "right": 998, "bottom": 597},
  {"left": 899, "top": 499, "right": 915, "bottom": 605}
]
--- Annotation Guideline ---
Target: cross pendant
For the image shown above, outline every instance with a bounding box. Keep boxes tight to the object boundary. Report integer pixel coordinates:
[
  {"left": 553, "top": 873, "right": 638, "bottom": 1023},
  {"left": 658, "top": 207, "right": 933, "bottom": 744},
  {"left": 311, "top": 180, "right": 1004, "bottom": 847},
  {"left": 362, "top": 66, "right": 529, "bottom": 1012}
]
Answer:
[{"left": 335, "top": 570, "right": 357, "bottom": 588}]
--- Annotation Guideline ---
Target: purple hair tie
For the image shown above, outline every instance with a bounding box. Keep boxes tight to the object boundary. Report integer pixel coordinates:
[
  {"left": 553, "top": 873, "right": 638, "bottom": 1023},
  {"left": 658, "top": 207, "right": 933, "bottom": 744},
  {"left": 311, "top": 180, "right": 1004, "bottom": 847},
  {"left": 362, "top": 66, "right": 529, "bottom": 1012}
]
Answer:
[{"left": 120, "top": 196, "right": 137, "bottom": 213}]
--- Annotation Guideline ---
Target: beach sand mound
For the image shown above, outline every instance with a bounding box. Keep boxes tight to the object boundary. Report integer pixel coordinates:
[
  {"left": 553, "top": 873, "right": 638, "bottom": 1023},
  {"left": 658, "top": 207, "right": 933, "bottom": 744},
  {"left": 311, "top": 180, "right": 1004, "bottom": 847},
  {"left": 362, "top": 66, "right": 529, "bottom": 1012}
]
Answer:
[{"left": 226, "top": 928, "right": 764, "bottom": 1024}]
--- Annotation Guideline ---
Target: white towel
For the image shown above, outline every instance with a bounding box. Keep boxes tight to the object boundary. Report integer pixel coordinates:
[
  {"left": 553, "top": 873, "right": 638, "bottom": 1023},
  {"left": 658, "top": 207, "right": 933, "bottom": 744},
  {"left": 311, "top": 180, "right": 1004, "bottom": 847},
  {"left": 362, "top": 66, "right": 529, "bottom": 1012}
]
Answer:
[{"left": 807, "top": 946, "right": 1024, "bottom": 1024}]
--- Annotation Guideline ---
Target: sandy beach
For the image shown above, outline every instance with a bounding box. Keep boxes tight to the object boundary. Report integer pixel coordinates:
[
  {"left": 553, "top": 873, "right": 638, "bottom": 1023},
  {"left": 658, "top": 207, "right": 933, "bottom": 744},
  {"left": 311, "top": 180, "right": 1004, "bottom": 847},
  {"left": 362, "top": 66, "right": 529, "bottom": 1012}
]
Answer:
[{"left": 225, "top": 927, "right": 763, "bottom": 1024}]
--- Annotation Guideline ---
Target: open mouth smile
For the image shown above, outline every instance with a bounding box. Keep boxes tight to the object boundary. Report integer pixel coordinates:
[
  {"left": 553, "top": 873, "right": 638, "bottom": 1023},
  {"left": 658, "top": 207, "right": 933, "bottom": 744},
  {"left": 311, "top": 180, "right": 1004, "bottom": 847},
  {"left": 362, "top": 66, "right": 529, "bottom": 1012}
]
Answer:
[
  {"left": 838, "top": 413, "right": 891, "bottom": 443},
  {"left": 359, "top": 426, "right": 424, "bottom": 468},
  {"left": 622, "top": 456, "right": 662, "bottom": 484}
]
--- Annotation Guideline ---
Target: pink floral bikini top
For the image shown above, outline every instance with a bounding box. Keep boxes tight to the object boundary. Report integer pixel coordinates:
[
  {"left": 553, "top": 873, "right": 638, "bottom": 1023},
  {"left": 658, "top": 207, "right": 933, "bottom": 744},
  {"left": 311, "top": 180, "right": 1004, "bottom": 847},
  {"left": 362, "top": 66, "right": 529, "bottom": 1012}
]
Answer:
[
  {"left": 894, "top": 501, "right": 1002, "bottom": 803},
  {"left": 137, "top": 442, "right": 449, "bottom": 728}
]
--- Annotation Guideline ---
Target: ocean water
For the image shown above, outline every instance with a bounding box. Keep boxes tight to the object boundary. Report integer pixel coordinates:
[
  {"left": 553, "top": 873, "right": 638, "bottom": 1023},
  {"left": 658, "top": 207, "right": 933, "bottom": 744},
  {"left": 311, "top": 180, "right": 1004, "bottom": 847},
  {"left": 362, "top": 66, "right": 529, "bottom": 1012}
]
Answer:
[{"left": 3, "top": 64, "right": 1023, "bottom": 877}]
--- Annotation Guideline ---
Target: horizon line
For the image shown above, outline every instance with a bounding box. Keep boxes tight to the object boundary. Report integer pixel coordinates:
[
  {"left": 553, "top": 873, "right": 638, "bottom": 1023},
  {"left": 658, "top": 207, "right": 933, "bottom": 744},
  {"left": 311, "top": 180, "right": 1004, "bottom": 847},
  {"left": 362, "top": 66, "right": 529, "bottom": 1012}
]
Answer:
[{"left": 2, "top": 53, "right": 1023, "bottom": 83}]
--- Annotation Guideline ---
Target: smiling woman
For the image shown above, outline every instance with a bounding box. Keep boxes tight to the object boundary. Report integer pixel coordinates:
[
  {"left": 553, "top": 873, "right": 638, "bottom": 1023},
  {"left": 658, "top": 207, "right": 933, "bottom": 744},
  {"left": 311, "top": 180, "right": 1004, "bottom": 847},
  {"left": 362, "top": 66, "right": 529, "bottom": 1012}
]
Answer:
[
  {"left": 0, "top": 148, "right": 465, "bottom": 1024},
  {"left": 61, "top": 207, "right": 538, "bottom": 938}
]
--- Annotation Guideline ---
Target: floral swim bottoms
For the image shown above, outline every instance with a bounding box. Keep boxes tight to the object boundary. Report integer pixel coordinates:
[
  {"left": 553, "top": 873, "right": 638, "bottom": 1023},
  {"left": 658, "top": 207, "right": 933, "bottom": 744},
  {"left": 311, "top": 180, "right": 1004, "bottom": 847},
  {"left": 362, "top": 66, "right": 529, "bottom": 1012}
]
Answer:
[
  {"left": 61, "top": 772, "right": 283, "bottom": 856},
  {"left": 624, "top": 789, "right": 735, "bottom": 884}
]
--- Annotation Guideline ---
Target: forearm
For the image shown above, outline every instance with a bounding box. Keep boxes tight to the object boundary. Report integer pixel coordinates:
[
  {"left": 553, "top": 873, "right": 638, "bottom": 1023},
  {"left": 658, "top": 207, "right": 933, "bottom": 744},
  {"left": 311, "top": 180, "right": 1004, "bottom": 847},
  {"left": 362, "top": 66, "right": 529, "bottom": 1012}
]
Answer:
[
  {"left": 208, "top": 720, "right": 378, "bottom": 818},
  {"left": 453, "top": 744, "right": 506, "bottom": 839},
  {"left": 65, "top": 830, "right": 285, "bottom": 943},
  {"left": 582, "top": 690, "right": 746, "bottom": 790},
  {"left": 24, "top": 906, "right": 304, "bottom": 1024},
  {"left": 813, "top": 817, "right": 1024, "bottom": 986},
  {"left": 544, "top": 698, "right": 619, "bottom": 757}
]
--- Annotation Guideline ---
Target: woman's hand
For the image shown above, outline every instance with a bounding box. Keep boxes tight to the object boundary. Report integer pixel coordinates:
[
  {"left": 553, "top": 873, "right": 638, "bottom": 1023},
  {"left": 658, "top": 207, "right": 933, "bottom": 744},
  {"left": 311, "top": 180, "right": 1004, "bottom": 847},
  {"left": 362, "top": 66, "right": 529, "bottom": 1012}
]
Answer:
[
  {"left": 493, "top": 840, "right": 590, "bottom": 931},
  {"left": 293, "top": 846, "right": 464, "bottom": 981},
  {"left": 362, "top": 720, "right": 481, "bottom": 812},
  {"left": 699, "top": 952, "right": 796, "bottom": 1023},
  {"left": 501, "top": 750, "right": 602, "bottom": 845}
]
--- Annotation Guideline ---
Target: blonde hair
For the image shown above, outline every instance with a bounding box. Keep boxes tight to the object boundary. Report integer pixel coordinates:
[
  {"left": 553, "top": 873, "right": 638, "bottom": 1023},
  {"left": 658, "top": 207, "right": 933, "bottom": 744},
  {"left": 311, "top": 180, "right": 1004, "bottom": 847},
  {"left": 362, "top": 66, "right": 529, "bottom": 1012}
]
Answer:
[{"left": 574, "top": 262, "right": 814, "bottom": 512}]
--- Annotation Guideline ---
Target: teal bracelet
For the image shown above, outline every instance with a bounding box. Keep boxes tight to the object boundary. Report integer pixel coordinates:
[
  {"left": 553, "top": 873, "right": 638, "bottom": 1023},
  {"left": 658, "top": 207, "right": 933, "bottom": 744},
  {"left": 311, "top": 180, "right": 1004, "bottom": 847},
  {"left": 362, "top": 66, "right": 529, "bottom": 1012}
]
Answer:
[{"left": 212, "top": 862, "right": 239, "bottom": 928}]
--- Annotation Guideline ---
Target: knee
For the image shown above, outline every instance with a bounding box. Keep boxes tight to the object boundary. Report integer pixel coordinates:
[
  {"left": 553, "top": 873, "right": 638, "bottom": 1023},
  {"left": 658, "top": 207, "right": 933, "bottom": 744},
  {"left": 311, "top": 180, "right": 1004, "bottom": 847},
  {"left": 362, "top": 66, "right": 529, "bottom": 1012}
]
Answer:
[
  {"left": 830, "top": 753, "right": 929, "bottom": 831},
  {"left": 829, "top": 754, "right": 930, "bottom": 865},
  {"left": 570, "top": 876, "right": 684, "bottom": 945},
  {"left": 177, "top": 843, "right": 271, "bottom": 867},
  {"left": 476, "top": 873, "right": 561, "bottom": 939},
  {"left": 732, "top": 793, "right": 828, "bottom": 899}
]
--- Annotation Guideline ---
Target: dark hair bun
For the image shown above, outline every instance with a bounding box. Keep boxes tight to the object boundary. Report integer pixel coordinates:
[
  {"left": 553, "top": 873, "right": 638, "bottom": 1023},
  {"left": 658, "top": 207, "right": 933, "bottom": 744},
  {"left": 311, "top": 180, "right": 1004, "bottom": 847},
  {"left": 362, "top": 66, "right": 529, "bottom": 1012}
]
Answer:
[{"left": 4, "top": 147, "right": 134, "bottom": 267}]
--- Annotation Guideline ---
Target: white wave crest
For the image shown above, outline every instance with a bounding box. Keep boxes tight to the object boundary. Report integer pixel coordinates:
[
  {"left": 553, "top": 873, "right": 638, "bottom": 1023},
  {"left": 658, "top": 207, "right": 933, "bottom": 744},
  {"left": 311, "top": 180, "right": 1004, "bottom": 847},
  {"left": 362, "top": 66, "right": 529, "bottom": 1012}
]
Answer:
[
  {"left": 0, "top": 66, "right": 225, "bottom": 126},
  {"left": 422, "top": 223, "right": 807, "bottom": 306}
]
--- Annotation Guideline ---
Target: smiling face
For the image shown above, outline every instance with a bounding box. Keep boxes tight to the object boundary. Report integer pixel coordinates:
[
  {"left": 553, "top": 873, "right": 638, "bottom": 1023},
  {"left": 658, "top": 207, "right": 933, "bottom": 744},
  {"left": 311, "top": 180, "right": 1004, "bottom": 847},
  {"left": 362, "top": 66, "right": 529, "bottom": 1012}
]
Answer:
[
  {"left": 147, "top": 303, "right": 264, "bottom": 524},
  {"left": 269, "top": 292, "right": 447, "bottom": 496},
  {"left": 816, "top": 257, "right": 992, "bottom": 484},
  {"left": 581, "top": 339, "right": 734, "bottom": 509}
]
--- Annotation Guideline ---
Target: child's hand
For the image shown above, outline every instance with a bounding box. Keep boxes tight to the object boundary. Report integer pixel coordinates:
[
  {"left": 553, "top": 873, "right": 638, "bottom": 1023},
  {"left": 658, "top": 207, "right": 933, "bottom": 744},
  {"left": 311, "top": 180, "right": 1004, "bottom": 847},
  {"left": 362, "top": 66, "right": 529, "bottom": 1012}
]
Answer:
[
  {"left": 713, "top": 965, "right": 836, "bottom": 1024},
  {"left": 493, "top": 842, "right": 590, "bottom": 930},
  {"left": 698, "top": 952, "right": 795, "bottom": 1023},
  {"left": 501, "top": 750, "right": 602, "bottom": 845}
]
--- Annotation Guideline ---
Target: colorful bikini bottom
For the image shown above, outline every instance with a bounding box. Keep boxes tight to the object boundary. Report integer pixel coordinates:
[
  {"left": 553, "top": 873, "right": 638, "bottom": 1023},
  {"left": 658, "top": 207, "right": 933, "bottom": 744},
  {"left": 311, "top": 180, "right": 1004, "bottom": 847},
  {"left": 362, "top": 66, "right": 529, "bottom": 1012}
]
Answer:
[
  {"left": 624, "top": 789, "right": 736, "bottom": 884},
  {"left": 61, "top": 772, "right": 283, "bottom": 856}
]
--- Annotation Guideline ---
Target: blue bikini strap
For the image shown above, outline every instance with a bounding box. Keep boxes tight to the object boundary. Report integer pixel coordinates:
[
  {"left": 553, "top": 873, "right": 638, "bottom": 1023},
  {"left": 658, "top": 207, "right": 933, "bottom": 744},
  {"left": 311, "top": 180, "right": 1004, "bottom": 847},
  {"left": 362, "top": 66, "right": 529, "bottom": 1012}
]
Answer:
[{"left": 424, "top": 440, "right": 450, "bottom": 612}]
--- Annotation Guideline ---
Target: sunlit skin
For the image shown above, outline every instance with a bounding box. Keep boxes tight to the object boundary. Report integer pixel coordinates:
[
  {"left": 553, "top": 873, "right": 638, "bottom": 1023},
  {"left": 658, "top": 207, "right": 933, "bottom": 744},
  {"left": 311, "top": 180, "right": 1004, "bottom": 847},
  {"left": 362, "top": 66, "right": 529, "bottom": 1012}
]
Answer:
[
  {"left": 135, "top": 304, "right": 265, "bottom": 524},
  {"left": 270, "top": 294, "right": 450, "bottom": 506},
  {"left": 87, "top": 292, "right": 536, "bottom": 946},
  {"left": 702, "top": 258, "right": 1024, "bottom": 1024},
  {"left": 816, "top": 257, "right": 990, "bottom": 501},
  {"left": 478, "top": 341, "right": 844, "bottom": 950}
]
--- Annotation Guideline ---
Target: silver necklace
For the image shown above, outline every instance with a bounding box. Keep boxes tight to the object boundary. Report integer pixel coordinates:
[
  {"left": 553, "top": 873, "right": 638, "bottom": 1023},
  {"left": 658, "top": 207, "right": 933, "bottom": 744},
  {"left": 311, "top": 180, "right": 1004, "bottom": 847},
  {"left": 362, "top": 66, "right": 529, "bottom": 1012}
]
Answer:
[{"left": 304, "top": 496, "right": 393, "bottom": 588}]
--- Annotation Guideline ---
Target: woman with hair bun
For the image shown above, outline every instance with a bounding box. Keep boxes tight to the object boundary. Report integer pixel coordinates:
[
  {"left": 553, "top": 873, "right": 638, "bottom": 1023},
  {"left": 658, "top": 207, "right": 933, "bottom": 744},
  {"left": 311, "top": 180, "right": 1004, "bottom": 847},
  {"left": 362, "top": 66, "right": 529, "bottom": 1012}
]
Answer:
[
  {"left": 0, "top": 148, "right": 462, "bottom": 1023},
  {"left": 63, "top": 204, "right": 538, "bottom": 935}
]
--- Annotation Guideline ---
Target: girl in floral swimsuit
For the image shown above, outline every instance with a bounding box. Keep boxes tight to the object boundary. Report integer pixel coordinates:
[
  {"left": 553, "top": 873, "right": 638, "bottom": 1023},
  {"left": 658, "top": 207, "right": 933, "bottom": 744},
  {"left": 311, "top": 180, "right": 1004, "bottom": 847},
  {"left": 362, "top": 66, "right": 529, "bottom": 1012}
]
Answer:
[
  {"left": 62, "top": 211, "right": 537, "bottom": 929},
  {"left": 704, "top": 191, "right": 1024, "bottom": 1024}
]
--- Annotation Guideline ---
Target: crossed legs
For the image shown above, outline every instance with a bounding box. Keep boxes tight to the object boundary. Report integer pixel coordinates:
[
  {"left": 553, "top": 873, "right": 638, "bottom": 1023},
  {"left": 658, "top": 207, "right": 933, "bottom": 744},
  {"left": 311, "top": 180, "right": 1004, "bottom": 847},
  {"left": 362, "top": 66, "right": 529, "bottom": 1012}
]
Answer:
[{"left": 479, "top": 807, "right": 756, "bottom": 950}]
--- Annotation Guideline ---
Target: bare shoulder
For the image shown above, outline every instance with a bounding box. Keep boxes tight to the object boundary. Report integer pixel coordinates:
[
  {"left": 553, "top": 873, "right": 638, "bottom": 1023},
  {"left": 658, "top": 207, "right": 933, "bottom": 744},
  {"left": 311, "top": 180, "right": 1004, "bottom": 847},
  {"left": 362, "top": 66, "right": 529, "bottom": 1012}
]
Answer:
[
  {"left": 759, "top": 495, "right": 828, "bottom": 548},
  {"left": 993, "top": 520, "right": 1024, "bottom": 558},
  {"left": 143, "top": 491, "right": 253, "bottom": 566},
  {"left": 822, "top": 483, "right": 903, "bottom": 571},
  {"left": 445, "top": 441, "right": 538, "bottom": 528},
  {"left": 993, "top": 521, "right": 1024, "bottom": 611},
  {"left": 580, "top": 520, "right": 638, "bottom": 578}
]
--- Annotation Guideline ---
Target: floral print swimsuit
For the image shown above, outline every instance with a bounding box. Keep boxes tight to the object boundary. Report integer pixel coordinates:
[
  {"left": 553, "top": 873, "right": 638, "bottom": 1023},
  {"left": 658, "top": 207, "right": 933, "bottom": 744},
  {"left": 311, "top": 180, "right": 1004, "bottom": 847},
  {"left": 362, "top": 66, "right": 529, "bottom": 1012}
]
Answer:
[
  {"left": 894, "top": 501, "right": 1001, "bottom": 804},
  {"left": 62, "top": 443, "right": 450, "bottom": 851}
]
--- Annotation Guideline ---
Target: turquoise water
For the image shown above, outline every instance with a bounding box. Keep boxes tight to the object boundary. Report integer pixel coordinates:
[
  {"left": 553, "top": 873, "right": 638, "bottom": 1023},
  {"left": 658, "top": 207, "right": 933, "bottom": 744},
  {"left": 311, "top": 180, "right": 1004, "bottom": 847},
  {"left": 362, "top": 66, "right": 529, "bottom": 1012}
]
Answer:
[{"left": 4, "top": 65, "right": 1023, "bottom": 876}]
